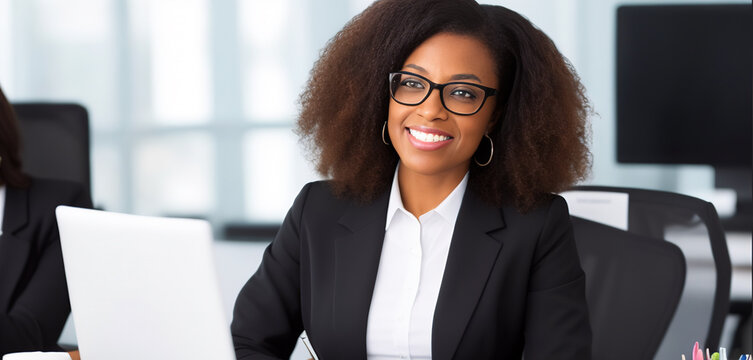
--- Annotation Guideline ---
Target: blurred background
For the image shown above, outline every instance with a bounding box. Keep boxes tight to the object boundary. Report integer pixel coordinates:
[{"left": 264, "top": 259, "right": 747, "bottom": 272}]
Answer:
[
  {"left": 0, "top": 0, "right": 747, "bottom": 227},
  {"left": 0, "top": 0, "right": 749, "bottom": 357}
]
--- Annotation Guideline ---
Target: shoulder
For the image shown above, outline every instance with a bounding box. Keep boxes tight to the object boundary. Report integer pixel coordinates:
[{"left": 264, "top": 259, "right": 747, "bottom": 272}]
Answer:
[
  {"left": 294, "top": 180, "right": 358, "bottom": 211},
  {"left": 498, "top": 194, "right": 570, "bottom": 232},
  {"left": 290, "top": 180, "right": 387, "bottom": 229},
  {"left": 527, "top": 194, "right": 569, "bottom": 218},
  {"left": 300, "top": 180, "right": 336, "bottom": 200}
]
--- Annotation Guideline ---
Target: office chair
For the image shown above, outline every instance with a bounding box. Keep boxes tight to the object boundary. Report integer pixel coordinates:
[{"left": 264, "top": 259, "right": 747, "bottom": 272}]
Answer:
[
  {"left": 572, "top": 216, "right": 686, "bottom": 359},
  {"left": 563, "top": 186, "right": 731, "bottom": 359},
  {"left": 12, "top": 103, "right": 91, "bottom": 200}
]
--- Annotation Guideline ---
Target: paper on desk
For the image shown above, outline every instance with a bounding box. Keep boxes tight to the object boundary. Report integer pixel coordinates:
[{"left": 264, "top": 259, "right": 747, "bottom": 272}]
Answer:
[
  {"left": 2, "top": 352, "right": 72, "bottom": 360},
  {"left": 560, "top": 191, "right": 629, "bottom": 230}
]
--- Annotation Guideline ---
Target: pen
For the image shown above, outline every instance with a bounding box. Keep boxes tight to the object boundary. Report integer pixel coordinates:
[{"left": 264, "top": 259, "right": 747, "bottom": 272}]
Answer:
[
  {"left": 300, "top": 331, "right": 320, "bottom": 360},
  {"left": 720, "top": 347, "right": 727, "bottom": 360}
]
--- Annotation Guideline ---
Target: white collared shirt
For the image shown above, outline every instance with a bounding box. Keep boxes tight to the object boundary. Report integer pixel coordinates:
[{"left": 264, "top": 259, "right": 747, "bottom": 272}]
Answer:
[{"left": 366, "top": 167, "right": 468, "bottom": 360}]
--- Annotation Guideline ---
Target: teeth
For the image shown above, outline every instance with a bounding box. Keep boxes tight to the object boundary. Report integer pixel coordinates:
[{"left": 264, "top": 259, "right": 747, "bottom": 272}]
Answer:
[{"left": 409, "top": 129, "right": 450, "bottom": 143}]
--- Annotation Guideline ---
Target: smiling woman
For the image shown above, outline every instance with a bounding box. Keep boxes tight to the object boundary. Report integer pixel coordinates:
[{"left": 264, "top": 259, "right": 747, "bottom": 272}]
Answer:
[
  {"left": 231, "top": 1, "right": 593, "bottom": 359},
  {"left": 387, "top": 33, "right": 498, "bottom": 217},
  {"left": 296, "top": 1, "right": 590, "bottom": 213}
]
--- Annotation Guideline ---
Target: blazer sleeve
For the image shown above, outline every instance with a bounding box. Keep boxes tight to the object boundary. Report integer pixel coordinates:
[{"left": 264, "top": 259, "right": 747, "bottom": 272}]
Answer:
[
  {"left": 523, "top": 196, "right": 592, "bottom": 359},
  {"left": 0, "top": 181, "right": 92, "bottom": 354},
  {"left": 231, "top": 183, "right": 312, "bottom": 360}
]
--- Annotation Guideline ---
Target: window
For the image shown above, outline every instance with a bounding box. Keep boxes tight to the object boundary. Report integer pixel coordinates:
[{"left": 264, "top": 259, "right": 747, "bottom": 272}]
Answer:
[{"left": 0, "top": 0, "right": 372, "bottom": 233}]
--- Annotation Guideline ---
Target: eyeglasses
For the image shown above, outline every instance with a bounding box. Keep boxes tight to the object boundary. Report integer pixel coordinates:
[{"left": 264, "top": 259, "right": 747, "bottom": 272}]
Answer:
[{"left": 389, "top": 71, "right": 497, "bottom": 116}]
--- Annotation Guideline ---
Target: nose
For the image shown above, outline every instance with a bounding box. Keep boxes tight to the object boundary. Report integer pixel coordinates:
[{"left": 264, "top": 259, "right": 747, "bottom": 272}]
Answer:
[{"left": 416, "top": 88, "right": 449, "bottom": 121}]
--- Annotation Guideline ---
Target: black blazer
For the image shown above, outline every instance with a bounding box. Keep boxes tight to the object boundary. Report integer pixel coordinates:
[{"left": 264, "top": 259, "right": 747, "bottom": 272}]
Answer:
[
  {"left": 0, "top": 178, "right": 91, "bottom": 354},
  {"left": 232, "top": 181, "right": 591, "bottom": 360}
]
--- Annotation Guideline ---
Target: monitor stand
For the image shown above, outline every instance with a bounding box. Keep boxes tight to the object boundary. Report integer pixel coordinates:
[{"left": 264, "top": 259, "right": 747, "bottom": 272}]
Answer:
[{"left": 716, "top": 167, "right": 753, "bottom": 231}]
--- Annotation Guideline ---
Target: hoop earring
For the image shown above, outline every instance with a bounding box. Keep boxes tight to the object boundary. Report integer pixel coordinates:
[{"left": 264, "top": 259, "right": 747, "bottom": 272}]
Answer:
[
  {"left": 382, "top": 121, "right": 391, "bottom": 145},
  {"left": 474, "top": 133, "right": 494, "bottom": 167}
]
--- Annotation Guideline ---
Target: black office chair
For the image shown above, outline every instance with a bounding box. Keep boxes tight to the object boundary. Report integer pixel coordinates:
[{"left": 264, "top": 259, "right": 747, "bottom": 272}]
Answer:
[
  {"left": 565, "top": 186, "right": 731, "bottom": 359},
  {"left": 12, "top": 103, "right": 91, "bottom": 200},
  {"left": 572, "top": 216, "right": 686, "bottom": 359}
]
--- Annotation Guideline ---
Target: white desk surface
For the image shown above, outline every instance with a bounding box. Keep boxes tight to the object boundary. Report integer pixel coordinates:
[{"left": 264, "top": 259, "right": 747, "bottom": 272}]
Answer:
[{"left": 58, "top": 232, "right": 751, "bottom": 357}]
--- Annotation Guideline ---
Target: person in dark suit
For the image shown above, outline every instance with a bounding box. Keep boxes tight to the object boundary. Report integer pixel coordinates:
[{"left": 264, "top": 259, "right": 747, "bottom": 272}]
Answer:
[
  {"left": 0, "top": 85, "right": 92, "bottom": 355},
  {"left": 232, "top": 1, "right": 592, "bottom": 359}
]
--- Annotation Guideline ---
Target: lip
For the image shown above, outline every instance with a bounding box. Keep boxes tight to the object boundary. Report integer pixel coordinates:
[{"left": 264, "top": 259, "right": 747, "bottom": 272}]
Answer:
[{"left": 405, "top": 126, "right": 454, "bottom": 151}]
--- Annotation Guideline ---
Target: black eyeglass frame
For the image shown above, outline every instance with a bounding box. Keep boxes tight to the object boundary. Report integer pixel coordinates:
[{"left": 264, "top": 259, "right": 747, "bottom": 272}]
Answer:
[{"left": 389, "top": 71, "right": 497, "bottom": 116}]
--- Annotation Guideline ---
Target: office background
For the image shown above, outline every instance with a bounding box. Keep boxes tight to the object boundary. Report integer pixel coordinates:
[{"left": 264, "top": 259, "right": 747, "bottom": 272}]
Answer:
[
  {"left": 0, "top": 0, "right": 750, "bottom": 357},
  {"left": 1, "top": 0, "right": 748, "bottom": 227}
]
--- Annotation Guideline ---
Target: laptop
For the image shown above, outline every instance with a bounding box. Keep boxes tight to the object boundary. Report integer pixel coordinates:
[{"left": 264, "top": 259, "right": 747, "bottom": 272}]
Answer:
[{"left": 55, "top": 206, "right": 236, "bottom": 360}]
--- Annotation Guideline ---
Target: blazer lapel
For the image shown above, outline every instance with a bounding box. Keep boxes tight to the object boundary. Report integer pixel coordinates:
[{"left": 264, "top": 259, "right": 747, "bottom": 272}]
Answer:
[
  {"left": 0, "top": 185, "right": 31, "bottom": 311},
  {"left": 432, "top": 188, "right": 506, "bottom": 360},
  {"left": 332, "top": 190, "right": 390, "bottom": 359}
]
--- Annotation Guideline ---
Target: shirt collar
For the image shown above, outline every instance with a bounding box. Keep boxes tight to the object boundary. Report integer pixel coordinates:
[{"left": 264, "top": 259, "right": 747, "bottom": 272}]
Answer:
[
  {"left": 385, "top": 168, "right": 404, "bottom": 230},
  {"left": 433, "top": 172, "right": 468, "bottom": 223},
  {"left": 384, "top": 164, "right": 469, "bottom": 230}
]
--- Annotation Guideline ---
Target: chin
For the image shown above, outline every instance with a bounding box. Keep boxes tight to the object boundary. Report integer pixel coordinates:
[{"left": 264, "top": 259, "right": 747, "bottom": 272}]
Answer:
[{"left": 399, "top": 156, "right": 467, "bottom": 178}]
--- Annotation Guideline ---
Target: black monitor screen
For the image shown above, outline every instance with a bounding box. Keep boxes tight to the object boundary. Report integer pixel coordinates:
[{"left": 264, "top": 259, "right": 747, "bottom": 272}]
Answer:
[{"left": 616, "top": 4, "right": 752, "bottom": 166}]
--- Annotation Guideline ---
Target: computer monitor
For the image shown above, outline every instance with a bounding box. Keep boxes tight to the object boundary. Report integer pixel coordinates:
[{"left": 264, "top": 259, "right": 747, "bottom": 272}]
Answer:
[
  {"left": 616, "top": 4, "right": 751, "bottom": 166},
  {"left": 616, "top": 4, "right": 752, "bottom": 229}
]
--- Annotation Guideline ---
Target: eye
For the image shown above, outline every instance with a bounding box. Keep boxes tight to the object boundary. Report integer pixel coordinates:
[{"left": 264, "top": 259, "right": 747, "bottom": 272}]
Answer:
[
  {"left": 448, "top": 86, "right": 479, "bottom": 101},
  {"left": 400, "top": 78, "right": 425, "bottom": 89}
]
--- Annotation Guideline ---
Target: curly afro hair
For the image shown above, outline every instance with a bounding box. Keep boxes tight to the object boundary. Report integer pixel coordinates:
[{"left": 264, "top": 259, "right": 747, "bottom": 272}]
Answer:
[{"left": 297, "top": 0, "right": 591, "bottom": 212}]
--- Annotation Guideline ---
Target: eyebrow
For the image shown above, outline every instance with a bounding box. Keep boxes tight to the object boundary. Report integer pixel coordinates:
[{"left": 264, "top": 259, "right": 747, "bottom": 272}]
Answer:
[
  {"left": 404, "top": 64, "right": 483, "bottom": 83},
  {"left": 450, "top": 73, "right": 482, "bottom": 82}
]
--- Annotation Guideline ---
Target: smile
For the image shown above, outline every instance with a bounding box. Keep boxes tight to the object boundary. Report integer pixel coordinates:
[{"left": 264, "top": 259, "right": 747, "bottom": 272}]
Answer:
[
  {"left": 408, "top": 128, "right": 452, "bottom": 143},
  {"left": 405, "top": 127, "right": 454, "bottom": 151}
]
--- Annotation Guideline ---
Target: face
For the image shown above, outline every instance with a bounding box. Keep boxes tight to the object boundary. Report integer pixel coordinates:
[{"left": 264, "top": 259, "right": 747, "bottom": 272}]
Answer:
[{"left": 388, "top": 32, "right": 498, "bottom": 180}]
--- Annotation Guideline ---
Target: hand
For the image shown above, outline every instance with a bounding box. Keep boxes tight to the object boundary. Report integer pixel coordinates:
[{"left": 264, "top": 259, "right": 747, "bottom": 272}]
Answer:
[{"left": 68, "top": 350, "right": 81, "bottom": 360}]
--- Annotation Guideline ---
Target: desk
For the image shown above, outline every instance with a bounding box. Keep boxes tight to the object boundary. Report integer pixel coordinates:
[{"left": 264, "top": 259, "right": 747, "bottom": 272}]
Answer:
[{"left": 58, "top": 234, "right": 752, "bottom": 357}]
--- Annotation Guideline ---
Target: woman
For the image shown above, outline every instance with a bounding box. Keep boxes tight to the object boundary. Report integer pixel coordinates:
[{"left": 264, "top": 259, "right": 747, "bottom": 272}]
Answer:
[
  {"left": 0, "top": 85, "right": 92, "bottom": 355},
  {"left": 232, "top": 1, "right": 592, "bottom": 359}
]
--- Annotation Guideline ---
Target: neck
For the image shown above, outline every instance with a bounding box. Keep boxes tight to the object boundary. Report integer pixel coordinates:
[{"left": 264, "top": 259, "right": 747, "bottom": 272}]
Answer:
[{"left": 397, "top": 162, "right": 468, "bottom": 218}]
